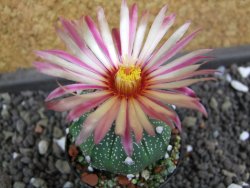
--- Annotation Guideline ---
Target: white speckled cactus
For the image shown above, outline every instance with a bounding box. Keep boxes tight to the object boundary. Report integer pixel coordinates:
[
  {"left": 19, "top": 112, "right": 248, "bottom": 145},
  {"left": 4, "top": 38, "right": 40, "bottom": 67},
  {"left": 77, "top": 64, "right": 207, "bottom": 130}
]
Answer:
[{"left": 69, "top": 113, "right": 171, "bottom": 174}]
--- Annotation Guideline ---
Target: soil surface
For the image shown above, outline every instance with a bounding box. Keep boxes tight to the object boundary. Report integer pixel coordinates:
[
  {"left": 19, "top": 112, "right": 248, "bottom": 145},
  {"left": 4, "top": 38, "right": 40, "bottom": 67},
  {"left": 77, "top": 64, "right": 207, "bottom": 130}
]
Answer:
[{"left": 0, "top": 63, "right": 249, "bottom": 188}]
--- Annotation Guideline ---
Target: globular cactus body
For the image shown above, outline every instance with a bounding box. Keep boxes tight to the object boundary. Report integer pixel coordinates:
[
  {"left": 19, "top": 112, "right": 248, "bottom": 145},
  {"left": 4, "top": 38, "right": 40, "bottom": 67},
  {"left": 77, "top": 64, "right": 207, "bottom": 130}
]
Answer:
[{"left": 69, "top": 113, "right": 171, "bottom": 174}]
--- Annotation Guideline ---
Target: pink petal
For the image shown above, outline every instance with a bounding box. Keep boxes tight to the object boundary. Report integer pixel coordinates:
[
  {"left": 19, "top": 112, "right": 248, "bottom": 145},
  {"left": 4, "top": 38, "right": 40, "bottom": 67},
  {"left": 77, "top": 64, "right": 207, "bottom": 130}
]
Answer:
[
  {"left": 120, "top": 0, "right": 130, "bottom": 56},
  {"left": 112, "top": 28, "right": 122, "bottom": 59},
  {"left": 66, "top": 93, "right": 111, "bottom": 122},
  {"left": 139, "top": 13, "right": 175, "bottom": 64},
  {"left": 132, "top": 10, "right": 149, "bottom": 59},
  {"left": 174, "top": 87, "right": 197, "bottom": 97},
  {"left": 128, "top": 99, "right": 143, "bottom": 143},
  {"left": 75, "top": 97, "right": 117, "bottom": 145},
  {"left": 144, "top": 21, "right": 191, "bottom": 70},
  {"left": 138, "top": 5, "right": 168, "bottom": 62},
  {"left": 128, "top": 4, "right": 138, "bottom": 56},
  {"left": 121, "top": 122, "right": 133, "bottom": 156},
  {"left": 46, "top": 83, "right": 105, "bottom": 101},
  {"left": 46, "top": 91, "right": 110, "bottom": 112},
  {"left": 85, "top": 16, "right": 115, "bottom": 68},
  {"left": 115, "top": 98, "right": 127, "bottom": 136},
  {"left": 147, "top": 28, "right": 201, "bottom": 71},
  {"left": 97, "top": 7, "right": 119, "bottom": 66},
  {"left": 94, "top": 100, "right": 120, "bottom": 144}
]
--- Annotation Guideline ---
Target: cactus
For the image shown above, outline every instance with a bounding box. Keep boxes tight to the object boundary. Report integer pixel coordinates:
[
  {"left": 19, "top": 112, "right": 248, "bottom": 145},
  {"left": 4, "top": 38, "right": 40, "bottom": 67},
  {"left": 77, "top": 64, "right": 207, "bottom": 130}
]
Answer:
[{"left": 69, "top": 113, "right": 171, "bottom": 174}]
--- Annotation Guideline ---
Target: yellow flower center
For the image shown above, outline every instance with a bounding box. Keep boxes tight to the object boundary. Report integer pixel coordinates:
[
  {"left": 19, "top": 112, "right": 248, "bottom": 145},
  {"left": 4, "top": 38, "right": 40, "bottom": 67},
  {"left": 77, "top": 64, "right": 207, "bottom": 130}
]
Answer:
[{"left": 115, "top": 65, "right": 142, "bottom": 96}]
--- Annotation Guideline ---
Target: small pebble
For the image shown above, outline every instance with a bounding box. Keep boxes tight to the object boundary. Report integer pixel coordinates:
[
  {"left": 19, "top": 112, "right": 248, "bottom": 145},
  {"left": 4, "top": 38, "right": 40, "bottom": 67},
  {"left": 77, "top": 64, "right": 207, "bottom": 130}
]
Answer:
[
  {"left": 54, "top": 137, "right": 66, "bottom": 151},
  {"left": 30, "top": 178, "right": 47, "bottom": 188},
  {"left": 141, "top": 170, "right": 150, "bottom": 180},
  {"left": 238, "top": 66, "right": 250, "bottom": 78},
  {"left": 12, "top": 152, "right": 19, "bottom": 159},
  {"left": 124, "top": 157, "right": 134, "bottom": 165},
  {"left": 38, "top": 140, "right": 49, "bottom": 155},
  {"left": 63, "top": 181, "right": 74, "bottom": 188},
  {"left": 88, "top": 166, "right": 94, "bottom": 172},
  {"left": 167, "top": 145, "right": 173, "bottom": 151},
  {"left": 156, "top": 126, "right": 164, "bottom": 134},
  {"left": 164, "top": 153, "right": 169, "bottom": 159},
  {"left": 186, "top": 145, "right": 193, "bottom": 152},
  {"left": 226, "top": 74, "right": 232, "bottom": 82},
  {"left": 231, "top": 80, "right": 249, "bottom": 93},
  {"left": 126, "top": 174, "right": 134, "bottom": 180},
  {"left": 227, "top": 183, "right": 242, "bottom": 188},
  {"left": 240, "top": 131, "right": 249, "bottom": 141}
]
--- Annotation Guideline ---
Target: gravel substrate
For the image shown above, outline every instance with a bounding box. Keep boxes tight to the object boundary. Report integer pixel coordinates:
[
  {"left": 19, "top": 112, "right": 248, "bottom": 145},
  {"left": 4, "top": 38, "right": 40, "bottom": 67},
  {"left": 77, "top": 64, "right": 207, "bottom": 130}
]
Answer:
[{"left": 0, "top": 63, "right": 249, "bottom": 188}]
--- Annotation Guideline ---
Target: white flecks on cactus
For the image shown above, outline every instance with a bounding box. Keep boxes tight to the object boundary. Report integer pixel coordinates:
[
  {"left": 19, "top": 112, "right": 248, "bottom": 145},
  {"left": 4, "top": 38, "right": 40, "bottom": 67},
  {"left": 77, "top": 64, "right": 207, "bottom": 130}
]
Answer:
[
  {"left": 85, "top": 155, "right": 91, "bottom": 163},
  {"left": 12, "top": 152, "right": 19, "bottom": 159},
  {"left": 88, "top": 166, "right": 94, "bottom": 172},
  {"left": 164, "top": 153, "right": 169, "bottom": 159},
  {"left": 240, "top": 131, "right": 249, "bottom": 141},
  {"left": 238, "top": 66, "right": 250, "bottom": 78},
  {"left": 127, "top": 174, "right": 135, "bottom": 180},
  {"left": 186, "top": 145, "right": 193, "bottom": 152},
  {"left": 167, "top": 145, "right": 173, "bottom": 151},
  {"left": 124, "top": 157, "right": 134, "bottom": 165},
  {"left": 231, "top": 80, "right": 249, "bottom": 93},
  {"left": 156, "top": 126, "right": 164, "bottom": 134},
  {"left": 141, "top": 170, "right": 150, "bottom": 180},
  {"left": 54, "top": 137, "right": 66, "bottom": 152}
]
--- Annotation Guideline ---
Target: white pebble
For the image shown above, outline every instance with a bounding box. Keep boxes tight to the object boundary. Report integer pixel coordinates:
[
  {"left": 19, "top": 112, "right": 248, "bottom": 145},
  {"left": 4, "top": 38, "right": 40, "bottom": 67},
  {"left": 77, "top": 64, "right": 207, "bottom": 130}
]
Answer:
[
  {"left": 85, "top": 156, "right": 91, "bottom": 163},
  {"left": 141, "top": 170, "right": 150, "bottom": 180},
  {"left": 238, "top": 66, "right": 250, "bottom": 78},
  {"left": 231, "top": 80, "right": 249, "bottom": 93},
  {"left": 65, "top": 128, "right": 69, "bottom": 134},
  {"left": 216, "top": 66, "right": 225, "bottom": 76},
  {"left": 38, "top": 140, "right": 49, "bottom": 155},
  {"left": 241, "top": 182, "right": 249, "bottom": 186},
  {"left": 226, "top": 74, "right": 232, "bottom": 82},
  {"left": 186, "top": 145, "right": 193, "bottom": 152},
  {"left": 124, "top": 157, "right": 134, "bottom": 165},
  {"left": 167, "top": 145, "right": 173, "bottom": 151},
  {"left": 2, "top": 104, "right": 7, "bottom": 110},
  {"left": 172, "top": 105, "right": 176, "bottom": 109},
  {"left": 127, "top": 174, "right": 134, "bottom": 180},
  {"left": 54, "top": 137, "right": 66, "bottom": 151},
  {"left": 227, "top": 183, "right": 242, "bottom": 188},
  {"left": 12, "top": 152, "right": 19, "bottom": 159},
  {"left": 156, "top": 126, "right": 164, "bottom": 134},
  {"left": 240, "top": 131, "right": 249, "bottom": 141},
  {"left": 88, "top": 166, "right": 94, "bottom": 172},
  {"left": 164, "top": 153, "right": 169, "bottom": 159}
]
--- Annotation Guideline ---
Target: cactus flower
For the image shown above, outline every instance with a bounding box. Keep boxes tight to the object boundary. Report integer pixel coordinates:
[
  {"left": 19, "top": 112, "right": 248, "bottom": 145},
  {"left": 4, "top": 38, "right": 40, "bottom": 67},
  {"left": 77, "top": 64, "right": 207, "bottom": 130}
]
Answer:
[{"left": 34, "top": 0, "right": 215, "bottom": 157}]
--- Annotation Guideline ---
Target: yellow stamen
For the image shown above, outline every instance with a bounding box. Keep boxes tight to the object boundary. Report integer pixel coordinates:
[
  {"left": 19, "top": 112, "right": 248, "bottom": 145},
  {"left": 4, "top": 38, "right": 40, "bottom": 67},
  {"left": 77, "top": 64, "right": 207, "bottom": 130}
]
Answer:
[{"left": 115, "top": 65, "right": 141, "bottom": 96}]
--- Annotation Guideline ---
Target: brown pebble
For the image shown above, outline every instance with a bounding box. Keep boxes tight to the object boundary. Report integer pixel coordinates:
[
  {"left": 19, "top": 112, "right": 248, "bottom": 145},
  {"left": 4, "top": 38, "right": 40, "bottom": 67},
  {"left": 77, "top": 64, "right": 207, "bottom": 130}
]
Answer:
[
  {"left": 34, "top": 124, "right": 43, "bottom": 134},
  {"left": 172, "top": 128, "right": 179, "bottom": 135},
  {"left": 117, "top": 175, "right": 130, "bottom": 185},
  {"left": 128, "top": 183, "right": 136, "bottom": 188},
  {"left": 199, "top": 121, "right": 206, "bottom": 129},
  {"left": 81, "top": 173, "right": 99, "bottom": 186},
  {"left": 154, "top": 166, "right": 163, "bottom": 173},
  {"left": 68, "top": 145, "right": 79, "bottom": 158}
]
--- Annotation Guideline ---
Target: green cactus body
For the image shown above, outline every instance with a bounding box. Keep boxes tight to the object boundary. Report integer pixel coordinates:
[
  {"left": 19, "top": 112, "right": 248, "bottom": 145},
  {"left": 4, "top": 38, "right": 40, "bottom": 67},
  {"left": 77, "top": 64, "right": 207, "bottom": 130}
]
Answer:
[{"left": 69, "top": 113, "right": 171, "bottom": 175}]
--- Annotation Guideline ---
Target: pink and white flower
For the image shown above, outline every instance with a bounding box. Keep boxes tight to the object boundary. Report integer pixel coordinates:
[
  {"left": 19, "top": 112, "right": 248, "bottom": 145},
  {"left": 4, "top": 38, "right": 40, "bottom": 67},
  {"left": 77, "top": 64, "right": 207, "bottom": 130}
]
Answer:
[{"left": 34, "top": 0, "right": 215, "bottom": 156}]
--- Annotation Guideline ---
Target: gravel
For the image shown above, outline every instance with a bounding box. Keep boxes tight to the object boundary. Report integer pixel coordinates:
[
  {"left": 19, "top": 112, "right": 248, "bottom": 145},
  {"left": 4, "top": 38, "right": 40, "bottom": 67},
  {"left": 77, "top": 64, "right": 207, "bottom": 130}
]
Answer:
[{"left": 0, "top": 63, "right": 249, "bottom": 188}]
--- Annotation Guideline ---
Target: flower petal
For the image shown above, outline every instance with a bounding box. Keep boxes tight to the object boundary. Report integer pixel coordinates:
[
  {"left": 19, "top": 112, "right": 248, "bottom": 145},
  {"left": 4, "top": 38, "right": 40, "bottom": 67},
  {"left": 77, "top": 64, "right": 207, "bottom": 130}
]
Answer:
[
  {"left": 148, "top": 77, "right": 215, "bottom": 89},
  {"left": 46, "top": 83, "right": 105, "bottom": 101},
  {"left": 121, "top": 122, "right": 133, "bottom": 156},
  {"left": 115, "top": 98, "right": 127, "bottom": 136},
  {"left": 94, "top": 100, "right": 120, "bottom": 144},
  {"left": 120, "top": 0, "right": 130, "bottom": 56},
  {"left": 128, "top": 98, "right": 143, "bottom": 143},
  {"left": 75, "top": 97, "right": 117, "bottom": 145},
  {"left": 145, "top": 21, "right": 191, "bottom": 70},
  {"left": 97, "top": 7, "right": 119, "bottom": 67},
  {"left": 144, "top": 90, "right": 207, "bottom": 116},
  {"left": 132, "top": 99, "right": 155, "bottom": 136},
  {"left": 128, "top": 4, "right": 138, "bottom": 56},
  {"left": 66, "top": 92, "right": 112, "bottom": 122},
  {"left": 148, "top": 49, "right": 212, "bottom": 77},
  {"left": 46, "top": 91, "right": 110, "bottom": 112},
  {"left": 112, "top": 28, "right": 122, "bottom": 59},
  {"left": 132, "top": 10, "right": 149, "bottom": 59}
]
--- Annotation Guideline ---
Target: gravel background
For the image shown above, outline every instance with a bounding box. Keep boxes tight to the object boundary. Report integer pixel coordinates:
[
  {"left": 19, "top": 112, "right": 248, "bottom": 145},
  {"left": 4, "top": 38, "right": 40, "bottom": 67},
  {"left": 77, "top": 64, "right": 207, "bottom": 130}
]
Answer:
[{"left": 0, "top": 63, "right": 249, "bottom": 188}]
